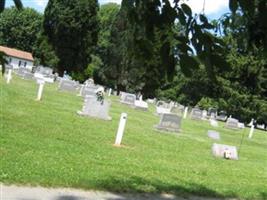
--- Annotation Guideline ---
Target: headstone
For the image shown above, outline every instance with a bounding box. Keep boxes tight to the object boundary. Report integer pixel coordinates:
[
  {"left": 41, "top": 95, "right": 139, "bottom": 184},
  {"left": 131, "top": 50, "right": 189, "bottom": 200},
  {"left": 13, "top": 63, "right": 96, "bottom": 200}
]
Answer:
[
  {"left": 156, "top": 101, "right": 171, "bottom": 115},
  {"left": 210, "top": 119, "right": 219, "bottom": 127},
  {"left": 108, "top": 88, "right": 112, "bottom": 96},
  {"left": 35, "top": 66, "right": 53, "bottom": 76},
  {"left": 216, "top": 111, "right": 227, "bottom": 121},
  {"left": 58, "top": 79, "right": 79, "bottom": 93},
  {"left": 170, "top": 105, "right": 184, "bottom": 116},
  {"left": 256, "top": 124, "right": 265, "bottom": 130},
  {"left": 202, "top": 110, "right": 208, "bottom": 119},
  {"left": 80, "top": 85, "right": 98, "bottom": 97},
  {"left": 77, "top": 95, "right": 112, "bottom": 120},
  {"left": 225, "top": 118, "right": 239, "bottom": 129},
  {"left": 191, "top": 108, "right": 203, "bottom": 120},
  {"left": 134, "top": 100, "right": 148, "bottom": 111},
  {"left": 23, "top": 72, "right": 34, "bottom": 80},
  {"left": 155, "top": 113, "right": 182, "bottom": 133},
  {"left": 212, "top": 143, "right": 238, "bottom": 160},
  {"left": 208, "top": 108, "right": 217, "bottom": 118},
  {"left": 238, "top": 122, "right": 245, "bottom": 129},
  {"left": 207, "top": 130, "right": 220, "bottom": 140},
  {"left": 114, "top": 113, "right": 127, "bottom": 146},
  {"left": 147, "top": 98, "right": 156, "bottom": 104},
  {"left": 120, "top": 93, "right": 136, "bottom": 106}
]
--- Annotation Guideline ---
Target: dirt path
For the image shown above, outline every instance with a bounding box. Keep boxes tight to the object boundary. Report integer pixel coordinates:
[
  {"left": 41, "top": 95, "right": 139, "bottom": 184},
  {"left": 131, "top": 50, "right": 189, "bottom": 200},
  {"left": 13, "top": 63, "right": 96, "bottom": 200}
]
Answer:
[{"left": 0, "top": 183, "right": 235, "bottom": 200}]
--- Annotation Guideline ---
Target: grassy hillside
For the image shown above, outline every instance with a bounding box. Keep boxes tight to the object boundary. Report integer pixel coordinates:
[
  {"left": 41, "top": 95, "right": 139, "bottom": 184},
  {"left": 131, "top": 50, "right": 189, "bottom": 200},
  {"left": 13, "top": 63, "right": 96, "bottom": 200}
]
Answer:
[{"left": 0, "top": 75, "right": 267, "bottom": 200}]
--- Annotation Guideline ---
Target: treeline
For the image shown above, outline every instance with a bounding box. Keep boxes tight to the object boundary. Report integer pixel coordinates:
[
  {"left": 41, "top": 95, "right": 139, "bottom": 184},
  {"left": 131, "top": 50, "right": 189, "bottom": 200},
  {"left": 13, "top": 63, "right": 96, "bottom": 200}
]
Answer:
[{"left": 0, "top": 0, "right": 266, "bottom": 124}]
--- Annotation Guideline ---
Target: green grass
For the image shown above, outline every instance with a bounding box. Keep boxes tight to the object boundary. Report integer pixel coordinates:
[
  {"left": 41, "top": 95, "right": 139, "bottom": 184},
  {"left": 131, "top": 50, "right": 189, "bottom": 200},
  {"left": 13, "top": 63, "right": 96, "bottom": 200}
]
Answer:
[{"left": 0, "top": 75, "right": 267, "bottom": 200}]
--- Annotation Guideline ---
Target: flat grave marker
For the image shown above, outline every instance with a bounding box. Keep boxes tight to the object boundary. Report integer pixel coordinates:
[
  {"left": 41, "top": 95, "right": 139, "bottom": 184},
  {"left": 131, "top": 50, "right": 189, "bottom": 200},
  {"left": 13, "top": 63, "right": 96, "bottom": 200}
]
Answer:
[
  {"left": 212, "top": 143, "right": 238, "bottom": 160},
  {"left": 207, "top": 130, "right": 220, "bottom": 140}
]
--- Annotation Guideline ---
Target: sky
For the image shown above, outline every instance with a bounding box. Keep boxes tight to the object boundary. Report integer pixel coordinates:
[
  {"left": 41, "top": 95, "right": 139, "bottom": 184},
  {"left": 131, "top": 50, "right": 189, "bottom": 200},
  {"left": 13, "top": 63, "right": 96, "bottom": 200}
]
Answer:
[{"left": 6, "top": 0, "right": 230, "bottom": 20}]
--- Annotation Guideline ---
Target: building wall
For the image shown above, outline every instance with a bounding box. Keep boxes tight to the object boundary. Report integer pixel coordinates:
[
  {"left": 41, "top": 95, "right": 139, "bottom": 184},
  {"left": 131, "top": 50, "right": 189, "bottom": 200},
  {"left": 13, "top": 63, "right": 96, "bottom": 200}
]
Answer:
[{"left": 7, "top": 56, "right": 34, "bottom": 70}]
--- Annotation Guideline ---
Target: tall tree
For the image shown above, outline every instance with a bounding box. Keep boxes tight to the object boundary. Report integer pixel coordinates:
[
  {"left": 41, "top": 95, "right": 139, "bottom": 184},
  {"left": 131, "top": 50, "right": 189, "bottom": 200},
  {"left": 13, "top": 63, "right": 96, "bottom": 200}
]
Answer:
[
  {"left": 43, "top": 0, "right": 99, "bottom": 79},
  {"left": 0, "top": 7, "right": 42, "bottom": 52}
]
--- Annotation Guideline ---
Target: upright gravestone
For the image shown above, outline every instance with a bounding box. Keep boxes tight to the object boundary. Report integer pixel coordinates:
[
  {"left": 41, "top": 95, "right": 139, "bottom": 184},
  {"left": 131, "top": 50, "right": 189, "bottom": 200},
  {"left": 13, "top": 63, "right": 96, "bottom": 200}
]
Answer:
[
  {"left": 120, "top": 93, "right": 136, "bottom": 106},
  {"left": 212, "top": 143, "right": 238, "bottom": 160},
  {"left": 207, "top": 130, "right": 220, "bottom": 140},
  {"left": 170, "top": 105, "right": 184, "bottom": 116},
  {"left": 77, "top": 95, "right": 112, "bottom": 120},
  {"left": 225, "top": 118, "right": 239, "bottom": 129},
  {"left": 134, "top": 100, "right": 148, "bottom": 111},
  {"left": 191, "top": 108, "right": 203, "bottom": 120},
  {"left": 23, "top": 72, "right": 34, "bottom": 80},
  {"left": 156, "top": 101, "right": 171, "bottom": 115},
  {"left": 155, "top": 113, "right": 182, "bottom": 133},
  {"left": 79, "top": 85, "right": 98, "bottom": 97},
  {"left": 58, "top": 79, "right": 79, "bottom": 93}
]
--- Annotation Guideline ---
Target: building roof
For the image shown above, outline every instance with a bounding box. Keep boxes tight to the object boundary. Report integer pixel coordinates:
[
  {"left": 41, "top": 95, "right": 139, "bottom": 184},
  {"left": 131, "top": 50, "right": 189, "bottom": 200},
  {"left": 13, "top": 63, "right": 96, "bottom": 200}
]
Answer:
[{"left": 0, "top": 46, "right": 34, "bottom": 61}]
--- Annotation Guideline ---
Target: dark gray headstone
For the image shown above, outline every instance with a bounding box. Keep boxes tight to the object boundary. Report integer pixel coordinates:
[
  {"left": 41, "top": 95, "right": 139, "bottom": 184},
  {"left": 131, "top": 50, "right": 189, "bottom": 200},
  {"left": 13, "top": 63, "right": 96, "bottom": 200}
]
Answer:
[
  {"left": 155, "top": 113, "right": 182, "bottom": 133},
  {"left": 191, "top": 108, "right": 203, "bottom": 120},
  {"left": 212, "top": 143, "right": 238, "bottom": 160},
  {"left": 207, "top": 130, "right": 220, "bottom": 140},
  {"left": 58, "top": 80, "right": 79, "bottom": 93},
  {"left": 225, "top": 118, "right": 239, "bottom": 129},
  {"left": 77, "top": 95, "right": 111, "bottom": 120}
]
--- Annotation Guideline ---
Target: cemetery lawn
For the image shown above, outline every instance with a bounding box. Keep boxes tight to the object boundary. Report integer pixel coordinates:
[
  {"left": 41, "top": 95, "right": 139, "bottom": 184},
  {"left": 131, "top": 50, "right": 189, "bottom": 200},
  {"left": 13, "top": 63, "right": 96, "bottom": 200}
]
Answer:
[{"left": 1, "top": 76, "right": 267, "bottom": 200}]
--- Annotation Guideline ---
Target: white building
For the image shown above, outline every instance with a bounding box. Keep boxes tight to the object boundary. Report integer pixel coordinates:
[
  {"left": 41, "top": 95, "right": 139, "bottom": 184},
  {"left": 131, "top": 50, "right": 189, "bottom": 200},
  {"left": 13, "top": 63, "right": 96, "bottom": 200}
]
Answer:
[{"left": 0, "top": 46, "right": 34, "bottom": 70}]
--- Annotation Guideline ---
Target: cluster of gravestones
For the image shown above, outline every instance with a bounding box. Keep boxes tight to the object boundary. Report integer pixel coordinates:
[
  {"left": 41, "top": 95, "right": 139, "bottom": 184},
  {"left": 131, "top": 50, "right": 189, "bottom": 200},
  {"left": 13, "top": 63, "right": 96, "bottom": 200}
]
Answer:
[{"left": 4, "top": 70, "right": 262, "bottom": 160}]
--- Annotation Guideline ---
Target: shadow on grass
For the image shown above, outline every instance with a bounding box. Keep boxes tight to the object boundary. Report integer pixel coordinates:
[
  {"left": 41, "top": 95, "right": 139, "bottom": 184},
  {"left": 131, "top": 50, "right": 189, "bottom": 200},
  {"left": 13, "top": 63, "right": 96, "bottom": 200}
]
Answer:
[{"left": 77, "top": 176, "right": 237, "bottom": 200}]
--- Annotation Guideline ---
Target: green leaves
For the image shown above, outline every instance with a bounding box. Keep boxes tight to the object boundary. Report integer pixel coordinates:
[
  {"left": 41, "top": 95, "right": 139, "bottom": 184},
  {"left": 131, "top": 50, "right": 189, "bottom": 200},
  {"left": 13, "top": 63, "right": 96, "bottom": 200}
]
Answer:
[
  {"left": 181, "top": 3, "right": 192, "bottom": 17},
  {"left": 179, "top": 55, "right": 200, "bottom": 77}
]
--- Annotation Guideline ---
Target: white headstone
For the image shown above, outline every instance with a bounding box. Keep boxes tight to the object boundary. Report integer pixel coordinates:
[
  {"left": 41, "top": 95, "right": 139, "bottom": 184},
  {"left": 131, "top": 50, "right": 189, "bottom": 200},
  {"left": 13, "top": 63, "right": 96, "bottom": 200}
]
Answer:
[
  {"left": 156, "top": 101, "right": 171, "bottom": 115},
  {"left": 225, "top": 118, "right": 239, "bottom": 129},
  {"left": 108, "top": 88, "right": 112, "bottom": 96},
  {"left": 191, "top": 108, "right": 203, "bottom": 120},
  {"left": 6, "top": 69, "right": 12, "bottom": 84},
  {"left": 77, "top": 95, "right": 112, "bottom": 120},
  {"left": 210, "top": 119, "right": 219, "bottom": 127},
  {"left": 134, "top": 100, "right": 148, "bottom": 111},
  {"left": 212, "top": 143, "right": 238, "bottom": 160},
  {"left": 120, "top": 93, "right": 136, "bottom": 106}
]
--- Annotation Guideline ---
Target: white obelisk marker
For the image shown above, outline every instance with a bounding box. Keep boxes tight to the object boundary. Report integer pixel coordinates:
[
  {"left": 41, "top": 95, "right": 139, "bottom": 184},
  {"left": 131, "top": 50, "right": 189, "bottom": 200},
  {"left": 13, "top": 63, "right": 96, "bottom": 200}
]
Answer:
[
  {"left": 114, "top": 113, "right": 127, "bottom": 146},
  {"left": 36, "top": 79, "right": 45, "bottom": 101},
  {"left": 108, "top": 88, "right": 112, "bottom": 96},
  {"left": 6, "top": 69, "right": 12, "bottom": 84},
  {"left": 248, "top": 124, "right": 255, "bottom": 139},
  {"left": 183, "top": 107, "right": 188, "bottom": 119}
]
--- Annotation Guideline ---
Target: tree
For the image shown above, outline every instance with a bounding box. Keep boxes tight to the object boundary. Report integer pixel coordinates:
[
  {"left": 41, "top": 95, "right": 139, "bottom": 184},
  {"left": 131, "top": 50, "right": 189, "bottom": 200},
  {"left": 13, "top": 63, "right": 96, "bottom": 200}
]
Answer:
[
  {"left": 0, "top": 0, "right": 22, "bottom": 12},
  {"left": 0, "top": 7, "right": 42, "bottom": 52},
  {"left": 43, "top": 0, "right": 99, "bottom": 79},
  {"left": 0, "top": 0, "right": 23, "bottom": 75}
]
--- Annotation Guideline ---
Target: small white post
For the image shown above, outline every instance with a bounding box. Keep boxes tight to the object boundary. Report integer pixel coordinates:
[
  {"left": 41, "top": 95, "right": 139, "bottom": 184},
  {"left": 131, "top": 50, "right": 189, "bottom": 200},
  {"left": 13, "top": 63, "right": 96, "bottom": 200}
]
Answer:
[
  {"left": 114, "top": 113, "right": 127, "bottom": 146},
  {"left": 6, "top": 69, "right": 12, "bottom": 84},
  {"left": 248, "top": 125, "right": 255, "bottom": 139},
  {"left": 108, "top": 88, "right": 112, "bottom": 96},
  {"left": 79, "top": 85, "right": 85, "bottom": 96},
  {"left": 183, "top": 107, "right": 188, "bottom": 119},
  {"left": 139, "top": 95, "right": 143, "bottom": 101},
  {"left": 36, "top": 79, "right": 45, "bottom": 101}
]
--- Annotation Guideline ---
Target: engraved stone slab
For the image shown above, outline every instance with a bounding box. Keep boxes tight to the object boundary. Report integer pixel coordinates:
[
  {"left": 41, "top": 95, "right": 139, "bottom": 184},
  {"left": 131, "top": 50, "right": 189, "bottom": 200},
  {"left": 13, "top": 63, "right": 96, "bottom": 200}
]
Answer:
[
  {"left": 58, "top": 79, "right": 79, "bottom": 93},
  {"left": 134, "top": 100, "right": 148, "bottom": 111},
  {"left": 225, "top": 118, "right": 239, "bottom": 129},
  {"left": 77, "top": 95, "right": 111, "bottom": 120},
  {"left": 212, "top": 143, "right": 238, "bottom": 160},
  {"left": 36, "top": 66, "right": 53, "bottom": 76},
  {"left": 80, "top": 85, "right": 98, "bottom": 97},
  {"left": 170, "top": 105, "right": 184, "bottom": 116},
  {"left": 156, "top": 101, "right": 171, "bottom": 115},
  {"left": 155, "top": 113, "right": 182, "bottom": 133},
  {"left": 207, "top": 130, "right": 220, "bottom": 140},
  {"left": 191, "top": 108, "right": 203, "bottom": 120},
  {"left": 120, "top": 93, "right": 136, "bottom": 105}
]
